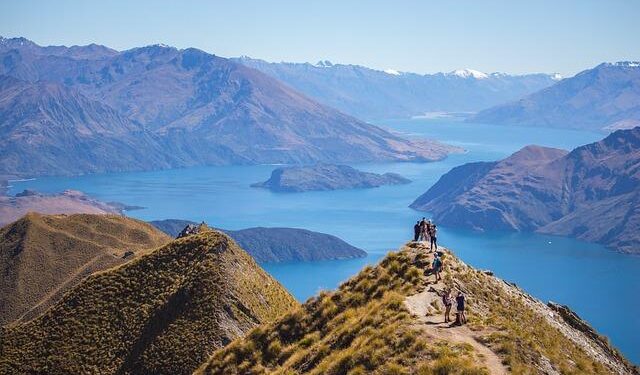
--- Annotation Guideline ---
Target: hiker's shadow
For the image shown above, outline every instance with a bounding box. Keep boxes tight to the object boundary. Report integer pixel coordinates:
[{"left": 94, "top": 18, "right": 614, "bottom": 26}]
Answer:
[{"left": 424, "top": 321, "right": 459, "bottom": 329}]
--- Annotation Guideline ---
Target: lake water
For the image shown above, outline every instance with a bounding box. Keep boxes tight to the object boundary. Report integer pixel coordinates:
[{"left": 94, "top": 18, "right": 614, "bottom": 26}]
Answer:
[{"left": 9, "top": 120, "right": 639, "bottom": 363}]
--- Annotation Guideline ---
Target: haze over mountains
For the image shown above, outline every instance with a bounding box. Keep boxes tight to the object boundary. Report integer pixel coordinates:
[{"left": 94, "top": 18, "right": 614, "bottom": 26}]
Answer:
[
  {"left": 0, "top": 36, "right": 455, "bottom": 178},
  {"left": 471, "top": 62, "right": 640, "bottom": 130},
  {"left": 236, "top": 56, "right": 560, "bottom": 120},
  {"left": 411, "top": 127, "right": 640, "bottom": 253}
]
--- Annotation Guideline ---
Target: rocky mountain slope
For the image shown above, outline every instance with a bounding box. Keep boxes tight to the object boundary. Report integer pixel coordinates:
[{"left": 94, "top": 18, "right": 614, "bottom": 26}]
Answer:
[
  {"left": 0, "top": 37, "right": 456, "bottom": 177},
  {"left": 470, "top": 62, "right": 640, "bottom": 130},
  {"left": 251, "top": 164, "right": 411, "bottom": 192},
  {"left": 150, "top": 219, "right": 367, "bottom": 262},
  {"left": 235, "top": 57, "right": 559, "bottom": 120},
  {"left": 0, "top": 226, "right": 297, "bottom": 374},
  {"left": 198, "top": 242, "right": 636, "bottom": 374},
  {"left": 411, "top": 127, "right": 640, "bottom": 253},
  {"left": 0, "top": 75, "right": 173, "bottom": 177},
  {"left": 0, "top": 213, "right": 170, "bottom": 325},
  {"left": 0, "top": 189, "right": 137, "bottom": 226}
]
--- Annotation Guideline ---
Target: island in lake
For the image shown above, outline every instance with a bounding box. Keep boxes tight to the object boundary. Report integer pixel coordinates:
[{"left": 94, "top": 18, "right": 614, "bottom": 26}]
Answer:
[
  {"left": 251, "top": 164, "right": 411, "bottom": 192},
  {"left": 150, "top": 219, "right": 367, "bottom": 263}
]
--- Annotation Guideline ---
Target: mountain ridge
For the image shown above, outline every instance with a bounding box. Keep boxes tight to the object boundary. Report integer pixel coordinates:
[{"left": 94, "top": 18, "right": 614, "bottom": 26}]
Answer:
[
  {"left": 411, "top": 127, "right": 640, "bottom": 253},
  {"left": 234, "top": 56, "right": 559, "bottom": 120},
  {"left": 470, "top": 61, "right": 640, "bottom": 130},
  {"left": 0, "top": 37, "right": 456, "bottom": 177}
]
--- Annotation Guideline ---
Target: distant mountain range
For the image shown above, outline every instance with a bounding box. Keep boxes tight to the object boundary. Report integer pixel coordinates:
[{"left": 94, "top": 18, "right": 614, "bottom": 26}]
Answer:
[
  {"left": 234, "top": 56, "right": 560, "bottom": 120},
  {"left": 411, "top": 127, "right": 640, "bottom": 253},
  {"left": 0, "top": 36, "right": 455, "bottom": 177},
  {"left": 471, "top": 62, "right": 640, "bottom": 130}
]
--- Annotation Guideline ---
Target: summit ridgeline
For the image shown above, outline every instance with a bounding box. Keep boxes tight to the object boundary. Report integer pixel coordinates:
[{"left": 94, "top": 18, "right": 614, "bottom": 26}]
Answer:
[
  {"left": 0, "top": 227, "right": 297, "bottom": 375},
  {"left": 198, "top": 243, "right": 636, "bottom": 375}
]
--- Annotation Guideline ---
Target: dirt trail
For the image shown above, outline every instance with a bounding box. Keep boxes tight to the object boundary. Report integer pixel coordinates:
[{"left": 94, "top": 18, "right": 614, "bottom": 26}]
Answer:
[{"left": 404, "top": 244, "right": 509, "bottom": 375}]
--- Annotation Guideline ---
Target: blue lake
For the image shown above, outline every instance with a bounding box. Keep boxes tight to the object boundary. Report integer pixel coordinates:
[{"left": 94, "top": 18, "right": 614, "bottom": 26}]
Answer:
[{"left": 9, "top": 120, "right": 639, "bottom": 363}]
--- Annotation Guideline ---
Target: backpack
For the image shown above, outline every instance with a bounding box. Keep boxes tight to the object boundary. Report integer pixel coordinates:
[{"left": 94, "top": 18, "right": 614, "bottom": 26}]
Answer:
[{"left": 433, "top": 257, "right": 442, "bottom": 268}]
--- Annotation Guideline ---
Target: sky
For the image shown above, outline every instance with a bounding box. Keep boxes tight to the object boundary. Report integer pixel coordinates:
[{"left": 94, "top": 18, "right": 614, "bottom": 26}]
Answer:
[{"left": 1, "top": 0, "right": 638, "bottom": 76}]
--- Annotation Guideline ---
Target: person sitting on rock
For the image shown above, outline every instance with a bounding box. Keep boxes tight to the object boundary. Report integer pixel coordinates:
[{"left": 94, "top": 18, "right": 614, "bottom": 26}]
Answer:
[{"left": 455, "top": 291, "right": 466, "bottom": 325}]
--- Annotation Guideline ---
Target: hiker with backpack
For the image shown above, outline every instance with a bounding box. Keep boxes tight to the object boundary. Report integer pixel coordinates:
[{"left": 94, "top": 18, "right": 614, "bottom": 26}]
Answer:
[
  {"left": 455, "top": 291, "right": 466, "bottom": 325},
  {"left": 432, "top": 254, "right": 442, "bottom": 282},
  {"left": 441, "top": 289, "right": 453, "bottom": 323}
]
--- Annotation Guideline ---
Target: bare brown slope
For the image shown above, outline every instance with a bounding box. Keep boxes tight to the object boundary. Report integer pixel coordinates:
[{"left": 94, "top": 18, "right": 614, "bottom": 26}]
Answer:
[
  {"left": 0, "top": 213, "right": 171, "bottom": 325},
  {"left": 0, "top": 228, "right": 297, "bottom": 375},
  {"left": 0, "top": 189, "right": 126, "bottom": 227}
]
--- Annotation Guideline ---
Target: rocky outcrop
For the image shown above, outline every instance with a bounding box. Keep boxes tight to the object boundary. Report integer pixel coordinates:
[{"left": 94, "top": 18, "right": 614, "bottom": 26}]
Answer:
[
  {"left": 149, "top": 219, "right": 367, "bottom": 262},
  {"left": 251, "top": 164, "right": 411, "bottom": 192},
  {"left": 411, "top": 127, "right": 640, "bottom": 253},
  {"left": 470, "top": 61, "right": 640, "bottom": 131}
]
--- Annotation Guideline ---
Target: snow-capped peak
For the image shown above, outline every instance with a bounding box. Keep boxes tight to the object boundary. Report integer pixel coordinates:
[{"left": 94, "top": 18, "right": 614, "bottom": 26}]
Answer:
[
  {"left": 551, "top": 73, "right": 563, "bottom": 80},
  {"left": 316, "top": 60, "right": 333, "bottom": 68},
  {"left": 612, "top": 61, "right": 640, "bottom": 68},
  {"left": 449, "top": 68, "right": 488, "bottom": 79},
  {"left": 384, "top": 68, "right": 401, "bottom": 76}
]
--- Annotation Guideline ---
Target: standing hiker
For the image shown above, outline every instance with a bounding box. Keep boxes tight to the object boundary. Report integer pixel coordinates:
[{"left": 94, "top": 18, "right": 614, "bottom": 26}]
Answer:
[
  {"left": 432, "top": 254, "right": 442, "bottom": 282},
  {"left": 441, "top": 289, "right": 452, "bottom": 323},
  {"left": 455, "top": 291, "right": 466, "bottom": 325},
  {"left": 430, "top": 224, "right": 438, "bottom": 251},
  {"left": 419, "top": 217, "right": 428, "bottom": 242},
  {"left": 413, "top": 221, "right": 421, "bottom": 242}
]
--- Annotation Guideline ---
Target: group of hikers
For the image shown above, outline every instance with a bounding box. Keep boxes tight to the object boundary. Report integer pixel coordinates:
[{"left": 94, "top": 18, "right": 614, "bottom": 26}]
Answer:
[
  {"left": 412, "top": 217, "right": 466, "bottom": 326},
  {"left": 413, "top": 217, "right": 437, "bottom": 250}
]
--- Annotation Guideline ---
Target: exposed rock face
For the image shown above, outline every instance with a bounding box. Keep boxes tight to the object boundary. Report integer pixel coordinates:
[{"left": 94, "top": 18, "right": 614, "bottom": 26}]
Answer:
[
  {"left": 470, "top": 61, "right": 640, "bottom": 130},
  {"left": 0, "top": 213, "right": 171, "bottom": 325},
  {"left": 0, "top": 37, "right": 457, "bottom": 178},
  {"left": 0, "top": 228, "right": 297, "bottom": 375},
  {"left": 235, "top": 57, "right": 558, "bottom": 120},
  {"left": 251, "top": 164, "right": 411, "bottom": 192},
  {"left": 0, "top": 189, "right": 134, "bottom": 227},
  {"left": 411, "top": 127, "right": 640, "bottom": 253},
  {"left": 149, "top": 219, "right": 367, "bottom": 262}
]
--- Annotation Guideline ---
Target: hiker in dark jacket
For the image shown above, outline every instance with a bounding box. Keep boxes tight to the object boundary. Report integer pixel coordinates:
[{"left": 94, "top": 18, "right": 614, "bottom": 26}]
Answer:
[
  {"left": 419, "top": 217, "right": 428, "bottom": 242},
  {"left": 413, "top": 221, "right": 421, "bottom": 242},
  {"left": 455, "top": 291, "right": 466, "bottom": 325},
  {"left": 430, "top": 224, "right": 438, "bottom": 250}
]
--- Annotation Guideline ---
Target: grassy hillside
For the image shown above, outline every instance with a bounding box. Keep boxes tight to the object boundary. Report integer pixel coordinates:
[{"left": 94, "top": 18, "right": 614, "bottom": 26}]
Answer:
[
  {"left": 0, "top": 213, "right": 171, "bottom": 325},
  {"left": 0, "top": 228, "right": 298, "bottom": 374},
  {"left": 197, "top": 243, "right": 636, "bottom": 374}
]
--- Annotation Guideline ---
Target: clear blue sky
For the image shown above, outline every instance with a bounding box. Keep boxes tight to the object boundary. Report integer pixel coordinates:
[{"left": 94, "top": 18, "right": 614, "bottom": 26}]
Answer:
[{"left": 1, "top": 0, "right": 638, "bottom": 76}]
